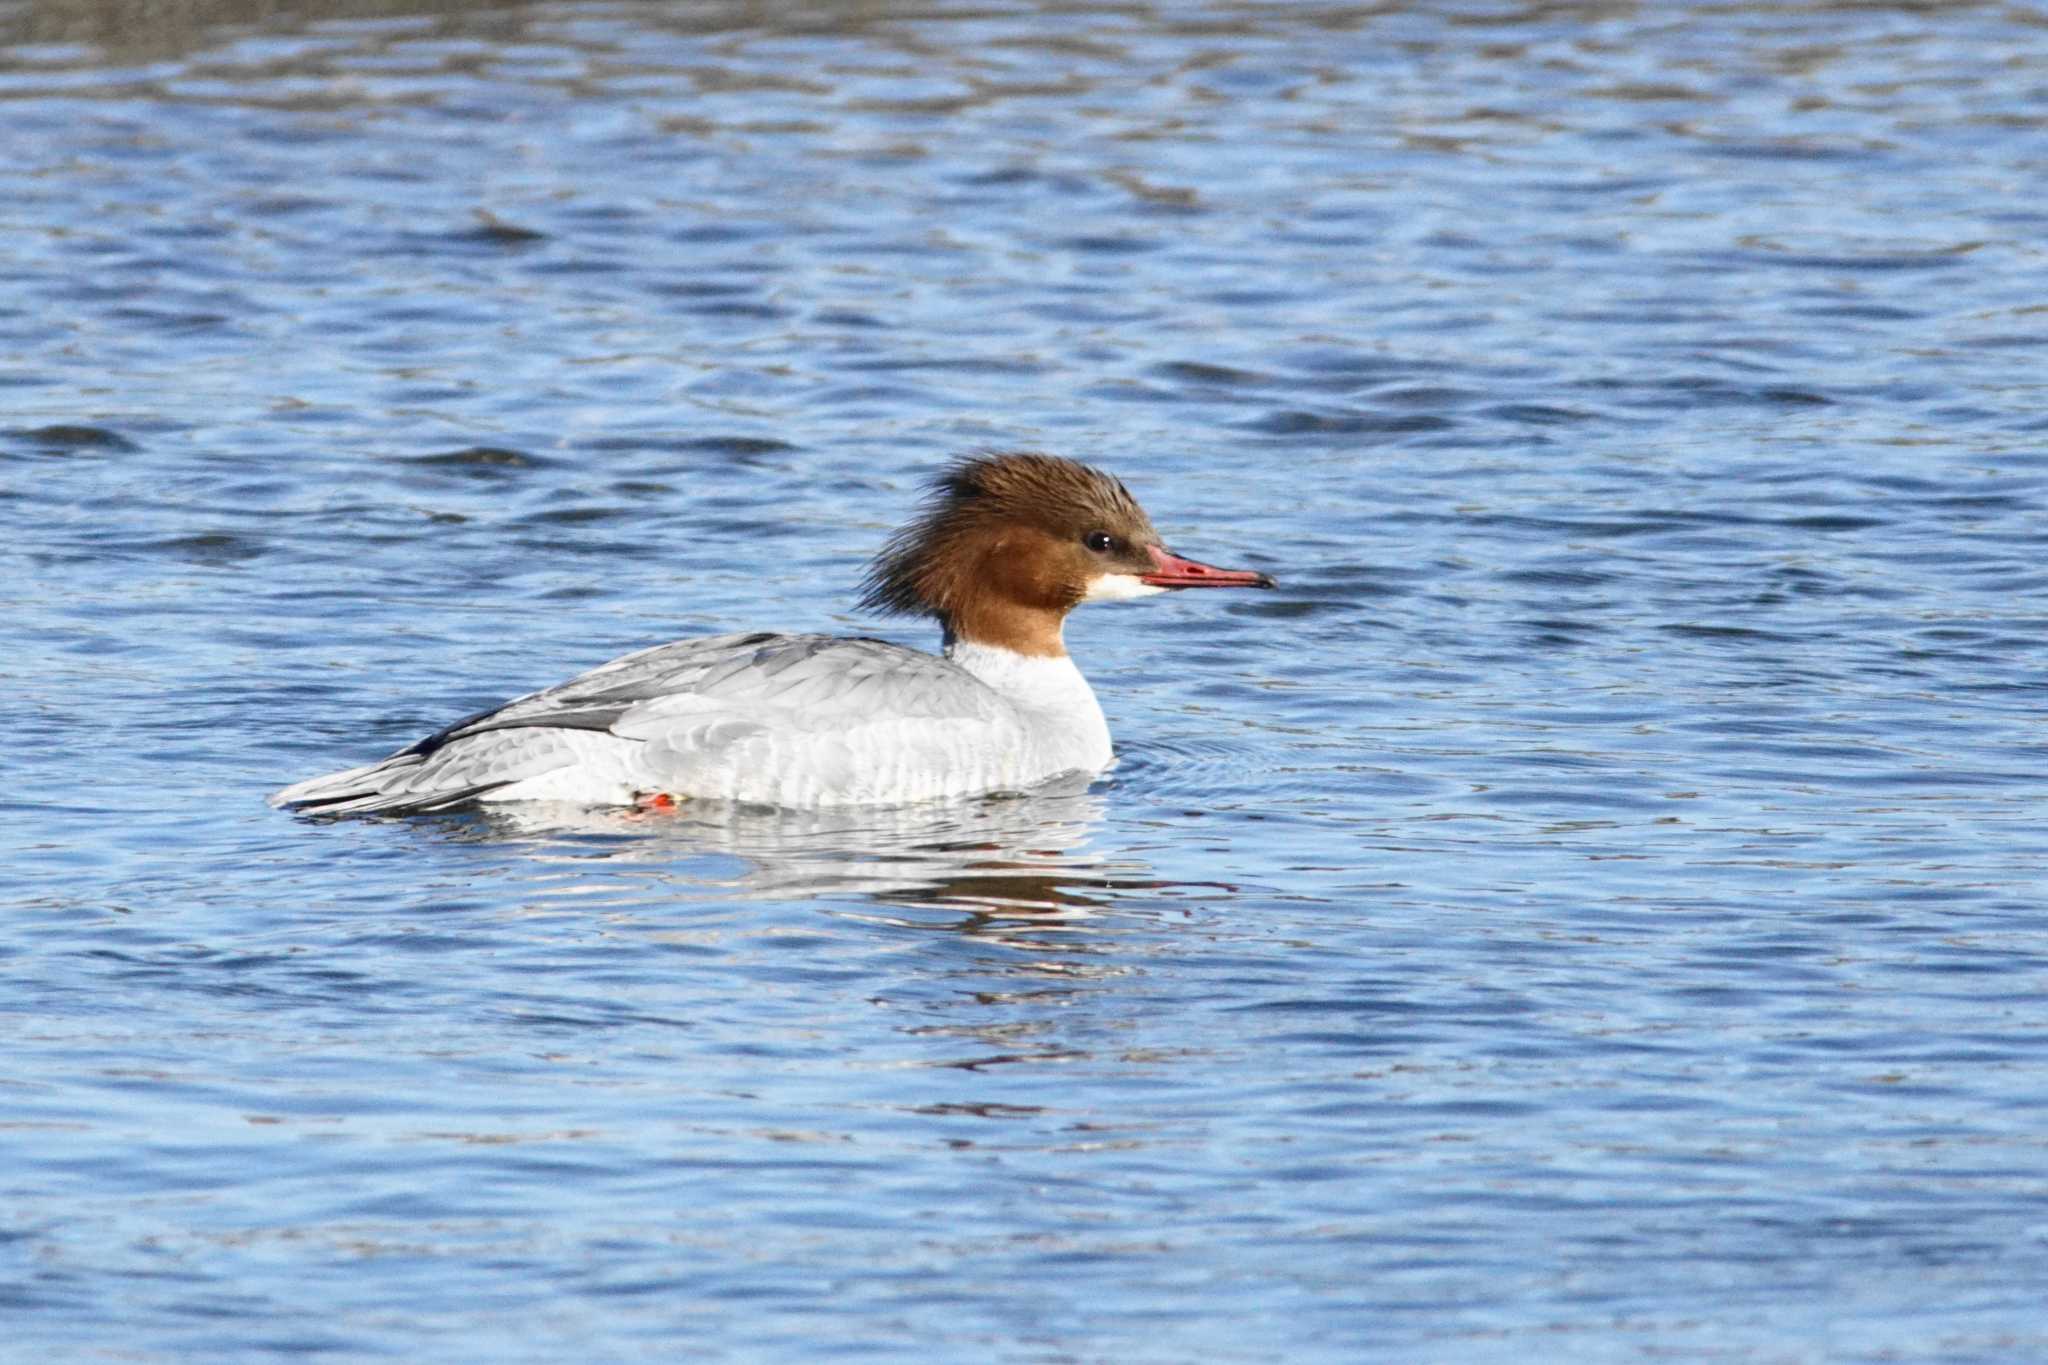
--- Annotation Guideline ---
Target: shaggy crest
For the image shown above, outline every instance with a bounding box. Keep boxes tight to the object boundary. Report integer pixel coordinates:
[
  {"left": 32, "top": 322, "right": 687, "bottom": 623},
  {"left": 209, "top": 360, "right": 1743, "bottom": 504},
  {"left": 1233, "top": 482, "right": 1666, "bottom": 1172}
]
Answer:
[{"left": 859, "top": 452, "right": 1158, "bottom": 624}]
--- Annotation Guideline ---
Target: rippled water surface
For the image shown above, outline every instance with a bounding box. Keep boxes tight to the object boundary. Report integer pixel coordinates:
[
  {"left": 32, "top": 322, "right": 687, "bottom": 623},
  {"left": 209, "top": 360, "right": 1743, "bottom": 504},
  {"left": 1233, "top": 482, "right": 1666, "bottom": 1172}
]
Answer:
[{"left": 8, "top": 1, "right": 2048, "bottom": 1358}]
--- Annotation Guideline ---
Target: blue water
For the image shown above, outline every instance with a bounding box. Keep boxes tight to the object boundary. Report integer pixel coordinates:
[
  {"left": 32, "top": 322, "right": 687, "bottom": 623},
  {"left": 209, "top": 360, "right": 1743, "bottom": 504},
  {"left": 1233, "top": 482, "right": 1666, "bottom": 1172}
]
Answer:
[{"left": 7, "top": 1, "right": 2048, "bottom": 1358}]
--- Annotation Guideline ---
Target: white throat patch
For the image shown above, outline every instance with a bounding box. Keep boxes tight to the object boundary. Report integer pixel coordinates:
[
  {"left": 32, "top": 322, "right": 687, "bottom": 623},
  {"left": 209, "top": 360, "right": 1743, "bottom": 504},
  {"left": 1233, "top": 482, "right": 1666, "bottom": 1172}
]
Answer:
[{"left": 1081, "top": 573, "right": 1167, "bottom": 603}]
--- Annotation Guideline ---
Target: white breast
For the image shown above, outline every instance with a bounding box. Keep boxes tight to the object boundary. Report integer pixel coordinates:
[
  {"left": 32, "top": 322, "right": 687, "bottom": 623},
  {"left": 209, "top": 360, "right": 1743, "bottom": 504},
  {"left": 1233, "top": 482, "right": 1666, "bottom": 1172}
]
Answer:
[{"left": 942, "top": 640, "right": 1112, "bottom": 779}]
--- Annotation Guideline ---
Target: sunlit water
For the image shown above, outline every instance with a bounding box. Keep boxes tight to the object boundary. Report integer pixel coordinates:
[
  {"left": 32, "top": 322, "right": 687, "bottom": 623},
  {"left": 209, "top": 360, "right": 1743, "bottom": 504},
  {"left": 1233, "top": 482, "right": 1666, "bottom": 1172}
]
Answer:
[{"left": 7, "top": 1, "right": 2048, "bottom": 1358}]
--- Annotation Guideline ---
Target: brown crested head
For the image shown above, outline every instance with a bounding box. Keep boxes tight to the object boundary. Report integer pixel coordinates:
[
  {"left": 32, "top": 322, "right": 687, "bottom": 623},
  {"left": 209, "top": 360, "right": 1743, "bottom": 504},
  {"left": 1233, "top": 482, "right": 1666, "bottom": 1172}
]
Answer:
[
  {"left": 859, "top": 452, "right": 1161, "bottom": 653},
  {"left": 860, "top": 451, "right": 1275, "bottom": 657}
]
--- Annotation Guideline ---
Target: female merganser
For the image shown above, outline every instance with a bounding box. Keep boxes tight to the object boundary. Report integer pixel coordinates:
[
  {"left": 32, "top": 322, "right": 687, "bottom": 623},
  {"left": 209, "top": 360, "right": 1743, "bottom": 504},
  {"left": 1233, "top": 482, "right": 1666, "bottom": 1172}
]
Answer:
[{"left": 271, "top": 452, "right": 1274, "bottom": 813}]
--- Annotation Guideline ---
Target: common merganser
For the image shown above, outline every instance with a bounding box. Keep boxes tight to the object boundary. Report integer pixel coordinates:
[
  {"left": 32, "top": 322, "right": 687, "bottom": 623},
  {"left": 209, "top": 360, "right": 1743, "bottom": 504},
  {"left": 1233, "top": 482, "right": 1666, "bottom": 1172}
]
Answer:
[{"left": 271, "top": 452, "right": 1274, "bottom": 814}]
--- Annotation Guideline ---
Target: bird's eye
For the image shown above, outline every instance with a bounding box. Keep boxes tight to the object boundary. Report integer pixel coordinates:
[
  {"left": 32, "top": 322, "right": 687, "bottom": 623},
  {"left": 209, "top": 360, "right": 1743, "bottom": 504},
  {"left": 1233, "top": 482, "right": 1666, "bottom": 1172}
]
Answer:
[{"left": 1084, "top": 531, "right": 1115, "bottom": 554}]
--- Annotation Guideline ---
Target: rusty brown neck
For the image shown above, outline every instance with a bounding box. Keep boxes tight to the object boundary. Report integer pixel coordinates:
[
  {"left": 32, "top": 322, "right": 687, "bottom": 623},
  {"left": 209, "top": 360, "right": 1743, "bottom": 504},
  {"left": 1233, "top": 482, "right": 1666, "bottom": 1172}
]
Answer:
[{"left": 940, "top": 599, "right": 1068, "bottom": 658}]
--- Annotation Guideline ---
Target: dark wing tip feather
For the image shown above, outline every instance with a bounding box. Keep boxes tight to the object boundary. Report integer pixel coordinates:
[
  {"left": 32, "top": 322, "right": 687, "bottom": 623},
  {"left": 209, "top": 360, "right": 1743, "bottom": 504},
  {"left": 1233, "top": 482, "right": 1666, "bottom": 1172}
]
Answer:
[{"left": 280, "top": 779, "right": 516, "bottom": 817}]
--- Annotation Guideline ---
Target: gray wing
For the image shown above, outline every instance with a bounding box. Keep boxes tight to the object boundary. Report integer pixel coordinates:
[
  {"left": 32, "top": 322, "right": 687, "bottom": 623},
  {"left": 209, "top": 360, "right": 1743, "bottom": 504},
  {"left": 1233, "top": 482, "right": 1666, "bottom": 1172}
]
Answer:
[
  {"left": 271, "top": 632, "right": 1006, "bottom": 814},
  {"left": 454, "top": 631, "right": 994, "bottom": 733}
]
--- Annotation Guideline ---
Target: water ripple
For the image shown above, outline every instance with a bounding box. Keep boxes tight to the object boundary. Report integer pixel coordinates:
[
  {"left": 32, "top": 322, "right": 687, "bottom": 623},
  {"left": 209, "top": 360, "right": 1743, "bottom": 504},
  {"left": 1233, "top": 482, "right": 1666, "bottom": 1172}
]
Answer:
[{"left": 7, "top": 2, "right": 2048, "bottom": 1361}]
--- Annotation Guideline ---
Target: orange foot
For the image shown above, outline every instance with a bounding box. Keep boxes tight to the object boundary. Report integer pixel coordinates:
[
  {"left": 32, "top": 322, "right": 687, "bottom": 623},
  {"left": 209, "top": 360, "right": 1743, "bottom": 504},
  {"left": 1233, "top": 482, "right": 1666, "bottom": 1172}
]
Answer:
[{"left": 633, "top": 791, "right": 680, "bottom": 812}]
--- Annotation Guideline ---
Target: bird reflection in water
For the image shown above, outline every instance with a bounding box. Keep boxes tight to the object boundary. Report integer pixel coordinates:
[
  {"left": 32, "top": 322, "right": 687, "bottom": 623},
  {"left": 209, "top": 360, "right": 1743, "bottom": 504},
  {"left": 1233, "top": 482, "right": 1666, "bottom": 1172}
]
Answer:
[{"left": 406, "top": 775, "right": 1220, "bottom": 925}]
